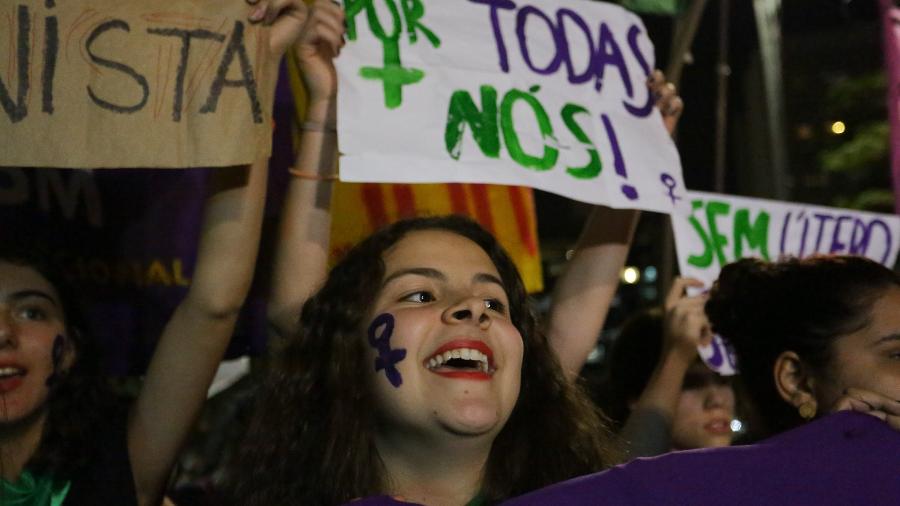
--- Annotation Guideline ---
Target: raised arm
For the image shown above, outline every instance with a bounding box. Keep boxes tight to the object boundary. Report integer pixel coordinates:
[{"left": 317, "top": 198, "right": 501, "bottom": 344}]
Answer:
[
  {"left": 547, "top": 207, "right": 639, "bottom": 380},
  {"left": 619, "top": 277, "right": 710, "bottom": 458},
  {"left": 546, "top": 71, "right": 683, "bottom": 381},
  {"left": 267, "top": 0, "right": 345, "bottom": 339},
  {"left": 126, "top": 2, "right": 307, "bottom": 504}
]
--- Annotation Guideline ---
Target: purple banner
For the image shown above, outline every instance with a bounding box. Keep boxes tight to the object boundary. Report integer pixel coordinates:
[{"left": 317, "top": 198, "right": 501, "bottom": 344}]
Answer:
[
  {"left": 504, "top": 412, "right": 900, "bottom": 505},
  {"left": 881, "top": 0, "right": 900, "bottom": 213}
]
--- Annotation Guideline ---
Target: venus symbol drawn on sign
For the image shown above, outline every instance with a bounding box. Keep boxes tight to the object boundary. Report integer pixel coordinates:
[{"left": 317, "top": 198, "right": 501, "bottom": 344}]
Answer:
[{"left": 660, "top": 172, "right": 681, "bottom": 205}]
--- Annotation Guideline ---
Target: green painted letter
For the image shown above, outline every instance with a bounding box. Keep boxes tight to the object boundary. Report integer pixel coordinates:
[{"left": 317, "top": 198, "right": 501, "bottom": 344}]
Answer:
[
  {"left": 706, "top": 200, "right": 731, "bottom": 266},
  {"left": 733, "top": 209, "right": 770, "bottom": 260},
  {"left": 445, "top": 86, "right": 500, "bottom": 160},
  {"left": 499, "top": 87, "right": 558, "bottom": 171},
  {"left": 687, "top": 199, "right": 715, "bottom": 268},
  {"left": 560, "top": 103, "right": 602, "bottom": 179}
]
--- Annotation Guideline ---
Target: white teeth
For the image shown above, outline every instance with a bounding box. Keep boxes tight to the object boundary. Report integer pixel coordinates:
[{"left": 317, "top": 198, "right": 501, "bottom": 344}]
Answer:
[
  {"left": 425, "top": 347, "right": 492, "bottom": 372},
  {"left": 0, "top": 367, "right": 23, "bottom": 377}
]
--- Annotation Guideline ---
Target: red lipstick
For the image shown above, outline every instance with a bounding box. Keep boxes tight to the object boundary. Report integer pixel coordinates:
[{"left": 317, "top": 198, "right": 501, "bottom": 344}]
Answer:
[{"left": 424, "top": 340, "right": 495, "bottom": 381}]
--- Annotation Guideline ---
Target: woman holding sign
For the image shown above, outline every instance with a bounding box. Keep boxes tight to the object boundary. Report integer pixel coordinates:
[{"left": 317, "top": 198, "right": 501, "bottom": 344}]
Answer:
[
  {"left": 0, "top": 2, "right": 308, "bottom": 505},
  {"left": 706, "top": 255, "right": 900, "bottom": 435},
  {"left": 598, "top": 277, "right": 735, "bottom": 458}
]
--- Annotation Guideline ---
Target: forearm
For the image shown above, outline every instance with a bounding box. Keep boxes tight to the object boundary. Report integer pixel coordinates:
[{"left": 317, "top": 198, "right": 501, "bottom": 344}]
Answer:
[
  {"left": 129, "top": 159, "right": 267, "bottom": 504},
  {"left": 547, "top": 207, "right": 639, "bottom": 380},
  {"left": 184, "top": 160, "right": 268, "bottom": 316},
  {"left": 267, "top": 97, "right": 337, "bottom": 338}
]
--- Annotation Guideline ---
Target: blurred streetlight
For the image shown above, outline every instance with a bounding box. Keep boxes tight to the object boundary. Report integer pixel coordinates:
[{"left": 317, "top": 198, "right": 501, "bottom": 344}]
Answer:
[{"left": 621, "top": 266, "right": 640, "bottom": 284}]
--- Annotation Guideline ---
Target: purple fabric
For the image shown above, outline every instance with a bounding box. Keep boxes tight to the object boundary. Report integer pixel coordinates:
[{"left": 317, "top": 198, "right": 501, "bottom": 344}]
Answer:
[
  {"left": 504, "top": 411, "right": 900, "bottom": 505},
  {"left": 343, "top": 497, "right": 423, "bottom": 506}
]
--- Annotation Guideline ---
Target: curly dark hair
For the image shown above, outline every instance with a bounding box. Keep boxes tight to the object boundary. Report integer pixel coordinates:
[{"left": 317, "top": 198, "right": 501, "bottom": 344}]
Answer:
[
  {"left": 232, "top": 215, "right": 617, "bottom": 505},
  {"left": 705, "top": 255, "right": 900, "bottom": 436},
  {"left": 0, "top": 242, "right": 116, "bottom": 479}
]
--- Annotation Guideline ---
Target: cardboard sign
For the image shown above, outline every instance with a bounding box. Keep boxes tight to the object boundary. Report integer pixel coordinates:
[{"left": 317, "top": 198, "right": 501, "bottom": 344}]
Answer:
[
  {"left": 673, "top": 191, "right": 900, "bottom": 375},
  {"left": 0, "top": 0, "right": 275, "bottom": 168},
  {"left": 336, "top": 0, "right": 685, "bottom": 213}
]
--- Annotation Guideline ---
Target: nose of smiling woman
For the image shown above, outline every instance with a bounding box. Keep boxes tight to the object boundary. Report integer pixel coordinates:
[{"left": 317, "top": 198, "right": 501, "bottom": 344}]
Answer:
[
  {"left": 442, "top": 296, "right": 492, "bottom": 328},
  {"left": 0, "top": 309, "right": 17, "bottom": 348}
]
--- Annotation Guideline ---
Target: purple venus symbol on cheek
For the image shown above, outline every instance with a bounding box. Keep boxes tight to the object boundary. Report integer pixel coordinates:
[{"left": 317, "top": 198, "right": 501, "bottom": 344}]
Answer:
[
  {"left": 45, "top": 334, "right": 66, "bottom": 387},
  {"left": 367, "top": 313, "right": 407, "bottom": 388}
]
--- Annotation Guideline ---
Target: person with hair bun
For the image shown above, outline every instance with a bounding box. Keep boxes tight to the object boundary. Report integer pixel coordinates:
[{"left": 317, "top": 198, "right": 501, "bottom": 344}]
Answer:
[
  {"left": 705, "top": 255, "right": 900, "bottom": 436},
  {"left": 505, "top": 256, "right": 900, "bottom": 505}
]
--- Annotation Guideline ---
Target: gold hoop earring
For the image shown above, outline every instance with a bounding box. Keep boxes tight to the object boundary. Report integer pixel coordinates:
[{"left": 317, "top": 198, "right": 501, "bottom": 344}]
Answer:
[{"left": 798, "top": 401, "right": 816, "bottom": 420}]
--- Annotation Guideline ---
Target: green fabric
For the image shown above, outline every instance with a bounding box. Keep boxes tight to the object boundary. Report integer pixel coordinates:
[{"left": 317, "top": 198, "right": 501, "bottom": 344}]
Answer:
[
  {"left": 620, "top": 0, "right": 684, "bottom": 15},
  {"left": 465, "top": 493, "right": 487, "bottom": 506},
  {"left": 0, "top": 471, "right": 71, "bottom": 506}
]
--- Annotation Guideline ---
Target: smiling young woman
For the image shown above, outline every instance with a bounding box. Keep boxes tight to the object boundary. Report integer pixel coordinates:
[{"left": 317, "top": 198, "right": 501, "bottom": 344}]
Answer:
[
  {"left": 233, "top": 216, "right": 616, "bottom": 505},
  {"left": 0, "top": 2, "right": 311, "bottom": 504}
]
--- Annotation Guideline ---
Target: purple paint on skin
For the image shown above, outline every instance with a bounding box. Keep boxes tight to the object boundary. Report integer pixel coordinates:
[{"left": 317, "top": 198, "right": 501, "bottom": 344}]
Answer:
[
  {"left": 367, "top": 314, "right": 407, "bottom": 388},
  {"left": 45, "top": 334, "right": 65, "bottom": 387}
]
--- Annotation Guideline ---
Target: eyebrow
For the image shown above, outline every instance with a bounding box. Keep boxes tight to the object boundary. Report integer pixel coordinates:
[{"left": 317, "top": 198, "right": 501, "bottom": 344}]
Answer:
[
  {"left": 382, "top": 268, "right": 505, "bottom": 291},
  {"left": 9, "top": 290, "right": 59, "bottom": 306},
  {"left": 473, "top": 272, "right": 505, "bottom": 290},
  {"left": 382, "top": 268, "right": 446, "bottom": 288},
  {"left": 872, "top": 333, "right": 900, "bottom": 346}
]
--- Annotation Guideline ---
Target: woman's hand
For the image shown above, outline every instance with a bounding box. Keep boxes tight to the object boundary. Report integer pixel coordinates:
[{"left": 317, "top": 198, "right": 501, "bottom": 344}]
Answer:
[
  {"left": 647, "top": 69, "right": 684, "bottom": 136},
  {"left": 662, "top": 277, "right": 711, "bottom": 366},
  {"left": 832, "top": 387, "right": 900, "bottom": 431},
  {"left": 294, "top": 0, "right": 346, "bottom": 104},
  {"left": 246, "top": 0, "right": 314, "bottom": 60}
]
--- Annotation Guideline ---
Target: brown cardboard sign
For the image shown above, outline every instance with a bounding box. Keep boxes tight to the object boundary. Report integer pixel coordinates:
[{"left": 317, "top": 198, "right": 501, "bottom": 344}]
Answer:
[{"left": 0, "top": 0, "right": 274, "bottom": 168}]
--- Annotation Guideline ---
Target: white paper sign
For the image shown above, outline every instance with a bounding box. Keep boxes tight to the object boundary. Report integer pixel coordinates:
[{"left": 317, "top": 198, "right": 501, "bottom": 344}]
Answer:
[
  {"left": 673, "top": 191, "right": 900, "bottom": 375},
  {"left": 336, "top": 0, "right": 686, "bottom": 213}
]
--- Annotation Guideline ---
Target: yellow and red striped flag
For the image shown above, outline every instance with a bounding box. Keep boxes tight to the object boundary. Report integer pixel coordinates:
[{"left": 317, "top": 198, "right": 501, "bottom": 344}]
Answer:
[{"left": 287, "top": 56, "right": 543, "bottom": 292}]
